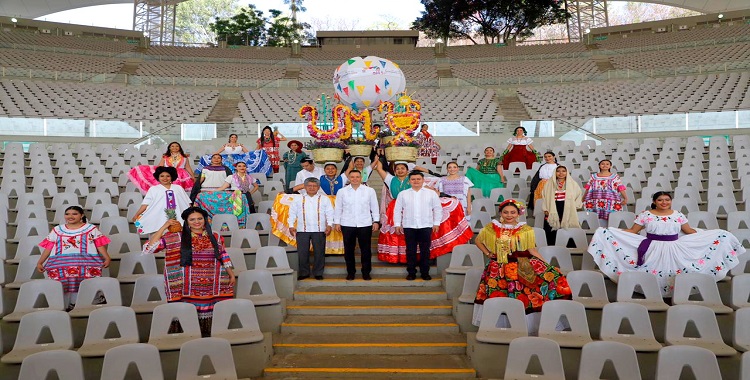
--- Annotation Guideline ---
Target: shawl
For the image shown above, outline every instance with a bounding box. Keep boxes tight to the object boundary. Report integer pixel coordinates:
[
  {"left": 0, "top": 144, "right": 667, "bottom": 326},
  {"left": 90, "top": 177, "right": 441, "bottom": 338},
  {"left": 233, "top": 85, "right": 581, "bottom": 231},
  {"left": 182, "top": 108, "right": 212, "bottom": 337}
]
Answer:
[{"left": 541, "top": 173, "right": 583, "bottom": 230}]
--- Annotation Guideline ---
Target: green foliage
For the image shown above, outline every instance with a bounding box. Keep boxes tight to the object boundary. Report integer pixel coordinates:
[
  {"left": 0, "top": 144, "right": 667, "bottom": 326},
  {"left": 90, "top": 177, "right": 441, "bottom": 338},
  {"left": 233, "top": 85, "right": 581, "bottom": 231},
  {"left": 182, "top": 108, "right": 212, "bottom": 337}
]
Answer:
[
  {"left": 412, "top": 0, "right": 569, "bottom": 44},
  {"left": 175, "top": 0, "right": 240, "bottom": 44},
  {"left": 208, "top": 1, "right": 311, "bottom": 46}
]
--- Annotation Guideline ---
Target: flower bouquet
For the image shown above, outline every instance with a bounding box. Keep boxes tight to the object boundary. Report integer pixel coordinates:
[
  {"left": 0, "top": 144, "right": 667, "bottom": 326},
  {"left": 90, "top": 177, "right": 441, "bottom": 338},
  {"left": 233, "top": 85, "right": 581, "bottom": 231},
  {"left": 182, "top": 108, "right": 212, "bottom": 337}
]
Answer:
[{"left": 305, "top": 140, "right": 346, "bottom": 163}]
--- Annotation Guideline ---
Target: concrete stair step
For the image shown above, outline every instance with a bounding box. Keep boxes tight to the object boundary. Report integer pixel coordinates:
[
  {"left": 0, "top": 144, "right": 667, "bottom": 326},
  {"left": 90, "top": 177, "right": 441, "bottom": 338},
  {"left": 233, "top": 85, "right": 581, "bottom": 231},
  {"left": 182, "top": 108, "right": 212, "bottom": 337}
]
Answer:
[
  {"left": 264, "top": 354, "right": 476, "bottom": 378},
  {"left": 297, "top": 274, "right": 442, "bottom": 288},
  {"left": 281, "top": 315, "right": 459, "bottom": 334},
  {"left": 273, "top": 333, "right": 467, "bottom": 355},
  {"left": 286, "top": 299, "right": 452, "bottom": 315},
  {"left": 294, "top": 286, "right": 447, "bottom": 301},
  {"left": 323, "top": 264, "right": 438, "bottom": 276}
]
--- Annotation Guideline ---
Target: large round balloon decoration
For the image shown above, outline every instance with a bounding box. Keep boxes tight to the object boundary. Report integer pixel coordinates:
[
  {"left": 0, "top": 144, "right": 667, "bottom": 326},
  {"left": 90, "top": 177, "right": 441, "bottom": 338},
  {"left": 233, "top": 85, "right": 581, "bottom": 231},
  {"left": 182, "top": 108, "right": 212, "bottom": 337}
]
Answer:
[{"left": 333, "top": 56, "right": 406, "bottom": 110}]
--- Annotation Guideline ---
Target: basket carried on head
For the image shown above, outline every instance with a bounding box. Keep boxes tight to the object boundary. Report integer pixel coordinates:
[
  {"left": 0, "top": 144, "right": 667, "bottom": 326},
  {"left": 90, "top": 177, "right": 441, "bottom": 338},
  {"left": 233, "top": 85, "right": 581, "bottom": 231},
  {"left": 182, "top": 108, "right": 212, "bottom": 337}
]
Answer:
[
  {"left": 312, "top": 148, "right": 344, "bottom": 163},
  {"left": 347, "top": 144, "right": 373, "bottom": 157},
  {"left": 385, "top": 146, "right": 418, "bottom": 163}
]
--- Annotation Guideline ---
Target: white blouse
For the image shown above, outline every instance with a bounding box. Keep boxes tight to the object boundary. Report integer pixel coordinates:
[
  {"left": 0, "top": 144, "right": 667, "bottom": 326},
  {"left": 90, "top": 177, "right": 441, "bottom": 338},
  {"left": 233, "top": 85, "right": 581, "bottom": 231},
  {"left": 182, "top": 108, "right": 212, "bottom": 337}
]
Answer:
[
  {"left": 507, "top": 137, "right": 533, "bottom": 146},
  {"left": 538, "top": 163, "right": 558, "bottom": 180}
]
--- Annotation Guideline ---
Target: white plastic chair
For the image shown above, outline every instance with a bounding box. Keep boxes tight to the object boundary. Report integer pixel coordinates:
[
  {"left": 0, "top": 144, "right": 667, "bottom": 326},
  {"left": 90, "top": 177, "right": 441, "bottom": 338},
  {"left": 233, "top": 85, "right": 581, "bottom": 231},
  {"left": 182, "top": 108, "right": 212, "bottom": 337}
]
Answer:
[
  {"left": 457, "top": 267, "right": 483, "bottom": 304},
  {"left": 577, "top": 211, "right": 600, "bottom": 233},
  {"left": 6, "top": 256, "right": 46, "bottom": 289},
  {"left": 235, "top": 269, "right": 281, "bottom": 306},
  {"left": 445, "top": 244, "right": 485, "bottom": 274},
  {"left": 600, "top": 302, "right": 662, "bottom": 352},
  {"left": 732, "top": 274, "right": 750, "bottom": 309},
  {"left": 476, "top": 298, "right": 528, "bottom": 344},
  {"left": 12, "top": 218, "right": 49, "bottom": 242},
  {"left": 117, "top": 252, "right": 158, "bottom": 282},
  {"left": 503, "top": 337, "right": 565, "bottom": 380},
  {"left": 672, "top": 273, "right": 733, "bottom": 314},
  {"left": 107, "top": 233, "right": 144, "bottom": 256},
  {"left": 211, "top": 214, "right": 240, "bottom": 237},
  {"left": 537, "top": 246, "right": 574, "bottom": 274},
  {"left": 687, "top": 211, "right": 720, "bottom": 230},
  {"left": 472, "top": 198, "right": 497, "bottom": 217},
  {"left": 1, "top": 310, "right": 73, "bottom": 364},
  {"left": 89, "top": 203, "right": 121, "bottom": 224},
  {"left": 607, "top": 211, "right": 635, "bottom": 230},
  {"left": 17, "top": 350, "right": 84, "bottom": 380},
  {"left": 578, "top": 341, "right": 642, "bottom": 380},
  {"left": 728, "top": 212, "right": 750, "bottom": 231},
  {"left": 148, "top": 303, "right": 202, "bottom": 350},
  {"left": 566, "top": 270, "right": 609, "bottom": 309},
  {"left": 176, "top": 337, "right": 238, "bottom": 380},
  {"left": 254, "top": 246, "right": 293, "bottom": 275},
  {"left": 99, "top": 216, "right": 131, "bottom": 235},
  {"left": 77, "top": 306, "right": 140, "bottom": 357},
  {"left": 69, "top": 277, "right": 123, "bottom": 317},
  {"left": 211, "top": 299, "right": 264, "bottom": 344},
  {"left": 245, "top": 213, "right": 272, "bottom": 235},
  {"left": 656, "top": 345, "right": 722, "bottom": 380},
  {"left": 616, "top": 272, "right": 669, "bottom": 311},
  {"left": 118, "top": 192, "right": 144, "bottom": 211},
  {"left": 3, "top": 279, "right": 65, "bottom": 321},
  {"left": 734, "top": 307, "right": 750, "bottom": 352},
  {"left": 100, "top": 343, "right": 165, "bottom": 380},
  {"left": 130, "top": 274, "right": 167, "bottom": 313},
  {"left": 538, "top": 300, "right": 592, "bottom": 347},
  {"left": 665, "top": 304, "right": 736, "bottom": 356},
  {"left": 229, "top": 229, "right": 262, "bottom": 253}
]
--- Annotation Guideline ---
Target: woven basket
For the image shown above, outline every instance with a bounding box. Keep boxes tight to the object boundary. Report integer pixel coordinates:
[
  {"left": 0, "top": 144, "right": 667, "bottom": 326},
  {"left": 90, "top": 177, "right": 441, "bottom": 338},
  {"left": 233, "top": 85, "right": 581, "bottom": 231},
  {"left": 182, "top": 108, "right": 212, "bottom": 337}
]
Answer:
[
  {"left": 381, "top": 136, "right": 395, "bottom": 146},
  {"left": 385, "top": 146, "right": 418, "bottom": 162},
  {"left": 312, "top": 148, "right": 344, "bottom": 163},
  {"left": 347, "top": 144, "right": 373, "bottom": 157}
]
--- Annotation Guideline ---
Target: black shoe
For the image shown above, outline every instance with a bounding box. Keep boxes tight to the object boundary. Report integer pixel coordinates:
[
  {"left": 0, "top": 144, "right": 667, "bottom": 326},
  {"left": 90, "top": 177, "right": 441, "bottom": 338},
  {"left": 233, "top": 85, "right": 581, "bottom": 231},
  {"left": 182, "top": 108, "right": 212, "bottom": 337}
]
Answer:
[
  {"left": 297, "top": 275, "right": 309, "bottom": 281},
  {"left": 315, "top": 275, "right": 324, "bottom": 280},
  {"left": 346, "top": 274, "right": 355, "bottom": 281},
  {"left": 421, "top": 274, "right": 432, "bottom": 281},
  {"left": 362, "top": 273, "right": 372, "bottom": 281},
  {"left": 406, "top": 274, "right": 416, "bottom": 281}
]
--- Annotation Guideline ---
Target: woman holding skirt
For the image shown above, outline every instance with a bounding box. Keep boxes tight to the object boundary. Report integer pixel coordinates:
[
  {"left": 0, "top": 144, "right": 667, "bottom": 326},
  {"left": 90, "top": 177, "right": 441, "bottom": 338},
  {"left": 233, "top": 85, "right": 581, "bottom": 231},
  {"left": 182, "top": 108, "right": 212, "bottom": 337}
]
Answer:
[{"left": 465, "top": 147, "right": 505, "bottom": 199}]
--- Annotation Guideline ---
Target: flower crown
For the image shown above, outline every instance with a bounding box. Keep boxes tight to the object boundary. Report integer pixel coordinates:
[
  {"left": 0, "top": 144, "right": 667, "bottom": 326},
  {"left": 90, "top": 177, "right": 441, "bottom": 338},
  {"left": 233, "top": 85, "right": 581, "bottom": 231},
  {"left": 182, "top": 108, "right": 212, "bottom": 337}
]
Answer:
[{"left": 498, "top": 198, "right": 526, "bottom": 215}]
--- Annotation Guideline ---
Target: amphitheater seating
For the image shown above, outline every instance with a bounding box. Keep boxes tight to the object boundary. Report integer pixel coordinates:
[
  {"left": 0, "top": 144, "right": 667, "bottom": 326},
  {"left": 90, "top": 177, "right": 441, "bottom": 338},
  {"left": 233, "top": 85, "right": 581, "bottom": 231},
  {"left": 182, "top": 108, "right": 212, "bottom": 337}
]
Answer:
[
  {"left": 611, "top": 43, "right": 750, "bottom": 71},
  {"left": 136, "top": 61, "right": 285, "bottom": 81},
  {"left": 518, "top": 72, "right": 750, "bottom": 119},
  {"left": 0, "top": 30, "right": 136, "bottom": 54},
  {"left": 452, "top": 58, "right": 598, "bottom": 79},
  {"left": 0, "top": 80, "right": 219, "bottom": 121},
  {"left": 446, "top": 42, "right": 587, "bottom": 60},
  {"left": 596, "top": 23, "right": 750, "bottom": 51},
  {"left": 0, "top": 48, "right": 124, "bottom": 74},
  {"left": 146, "top": 46, "right": 290, "bottom": 61}
]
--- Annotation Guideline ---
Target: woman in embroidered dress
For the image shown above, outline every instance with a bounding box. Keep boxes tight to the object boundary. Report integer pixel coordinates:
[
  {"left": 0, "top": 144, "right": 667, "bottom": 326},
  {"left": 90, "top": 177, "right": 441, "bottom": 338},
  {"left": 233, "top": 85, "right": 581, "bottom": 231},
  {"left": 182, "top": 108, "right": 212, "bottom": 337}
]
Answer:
[
  {"left": 132, "top": 167, "right": 192, "bottom": 235},
  {"left": 143, "top": 207, "right": 235, "bottom": 337},
  {"left": 472, "top": 200, "right": 571, "bottom": 329},
  {"left": 466, "top": 147, "right": 505, "bottom": 199},
  {"left": 437, "top": 162, "right": 473, "bottom": 217},
  {"left": 190, "top": 154, "right": 232, "bottom": 202},
  {"left": 195, "top": 134, "right": 272, "bottom": 178},
  {"left": 502, "top": 127, "right": 538, "bottom": 170},
  {"left": 195, "top": 162, "right": 256, "bottom": 228},
  {"left": 373, "top": 159, "right": 473, "bottom": 264},
  {"left": 282, "top": 140, "right": 307, "bottom": 192},
  {"left": 257, "top": 126, "right": 281, "bottom": 173},
  {"left": 588, "top": 191, "right": 746, "bottom": 297},
  {"left": 528, "top": 152, "right": 558, "bottom": 211},
  {"left": 415, "top": 124, "right": 441, "bottom": 164},
  {"left": 541, "top": 166, "right": 583, "bottom": 245},
  {"left": 583, "top": 159, "right": 628, "bottom": 226},
  {"left": 128, "top": 141, "right": 195, "bottom": 194},
  {"left": 37, "top": 206, "right": 111, "bottom": 311}
]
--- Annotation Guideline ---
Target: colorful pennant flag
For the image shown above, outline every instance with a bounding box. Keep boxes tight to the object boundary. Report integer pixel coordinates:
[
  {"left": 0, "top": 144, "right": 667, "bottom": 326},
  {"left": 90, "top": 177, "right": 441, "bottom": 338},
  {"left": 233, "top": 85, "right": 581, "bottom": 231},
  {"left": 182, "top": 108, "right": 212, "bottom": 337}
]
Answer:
[
  {"left": 343, "top": 87, "right": 349, "bottom": 96},
  {"left": 363, "top": 100, "right": 371, "bottom": 107},
  {"left": 380, "top": 60, "right": 387, "bottom": 68},
  {"left": 364, "top": 60, "right": 372, "bottom": 67},
  {"left": 356, "top": 85, "right": 365, "bottom": 95},
  {"left": 374, "top": 85, "right": 381, "bottom": 94},
  {"left": 384, "top": 79, "right": 390, "bottom": 88},
  {"left": 347, "top": 59, "right": 356, "bottom": 65},
  {"left": 348, "top": 80, "right": 355, "bottom": 90}
]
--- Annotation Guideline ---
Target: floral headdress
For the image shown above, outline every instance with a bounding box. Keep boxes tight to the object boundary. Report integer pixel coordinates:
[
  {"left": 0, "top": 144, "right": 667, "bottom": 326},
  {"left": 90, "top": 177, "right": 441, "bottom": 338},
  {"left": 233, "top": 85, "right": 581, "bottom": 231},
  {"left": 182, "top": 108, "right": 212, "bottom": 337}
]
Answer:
[{"left": 498, "top": 199, "right": 526, "bottom": 216}]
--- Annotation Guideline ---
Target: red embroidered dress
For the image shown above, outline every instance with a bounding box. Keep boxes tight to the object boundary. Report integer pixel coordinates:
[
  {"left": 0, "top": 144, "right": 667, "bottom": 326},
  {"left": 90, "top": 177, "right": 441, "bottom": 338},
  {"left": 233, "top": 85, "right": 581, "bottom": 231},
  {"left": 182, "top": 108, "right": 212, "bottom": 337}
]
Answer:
[
  {"left": 39, "top": 223, "right": 110, "bottom": 294},
  {"left": 143, "top": 231, "right": 234, "bottom": 332},
  {"left": 257, "top": 137, "right": 280, "bottom": 173}
]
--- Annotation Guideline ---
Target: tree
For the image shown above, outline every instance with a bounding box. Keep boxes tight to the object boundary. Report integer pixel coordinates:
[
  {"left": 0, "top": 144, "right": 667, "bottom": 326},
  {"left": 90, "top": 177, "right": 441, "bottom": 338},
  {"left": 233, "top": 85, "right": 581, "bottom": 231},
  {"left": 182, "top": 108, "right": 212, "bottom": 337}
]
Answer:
[
  {"left": 175, "top": 0, "right": 240, "bottom": 44},
  {"left": 609, "top": 2, "right": 701, "bottom": 26},
  {"left": 282, "top": 0, "right": 306, "bottom": 23},
  {"left": 209, "top": 5, "right": 267, "bottom": 46},
  {"left": 412, "top": 0, "right": 569, "bottom": 45},
  {"left": 266, "top": 9, "right": 311, "bottom": 47}
]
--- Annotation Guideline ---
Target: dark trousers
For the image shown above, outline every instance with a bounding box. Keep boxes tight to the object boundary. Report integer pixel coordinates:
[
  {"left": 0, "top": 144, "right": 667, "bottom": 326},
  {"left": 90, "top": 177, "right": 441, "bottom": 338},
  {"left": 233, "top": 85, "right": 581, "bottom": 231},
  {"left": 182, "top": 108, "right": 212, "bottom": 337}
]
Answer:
[
  {"left": 404, "top": 227, "right": 432, "bottom": 276},
  {"left": 543, "top": 200, "right": 566, "bottom": 245},
  {"left": 341, "top": 226, "right": 373, "bottom": 276},
  {"left": 297, "top": 232, "right": 326, "bottom": 277}
]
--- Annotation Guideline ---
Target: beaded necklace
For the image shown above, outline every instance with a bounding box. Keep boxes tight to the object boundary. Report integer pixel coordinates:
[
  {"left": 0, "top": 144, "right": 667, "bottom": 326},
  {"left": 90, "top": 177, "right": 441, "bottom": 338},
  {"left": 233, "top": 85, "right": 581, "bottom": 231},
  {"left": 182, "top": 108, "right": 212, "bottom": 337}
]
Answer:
[
  {"left": 557, "top": 179, "right": 566, "bottom": 190},
  {"left": 288, "top": 151, "right": 298, "bottom": 163},
  {"left": 301, "top": 194, "right": 322, "bottom": 231}
]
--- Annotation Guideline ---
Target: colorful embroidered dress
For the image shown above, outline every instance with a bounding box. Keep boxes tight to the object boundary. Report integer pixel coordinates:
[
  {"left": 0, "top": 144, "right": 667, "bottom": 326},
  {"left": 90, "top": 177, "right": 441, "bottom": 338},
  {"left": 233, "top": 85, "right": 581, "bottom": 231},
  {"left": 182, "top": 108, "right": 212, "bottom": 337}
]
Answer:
[
  {"left": 257, "top": 137, "right": 280, "bottom": 173},
  {"left": 134, "top": 184, "right": 192, "bottom": 235},
  {"left": 194, "top": 150, "right": 271, "bottom": 178},
  {"left": 583, "top": 173, "right": 626, "bottom": 220},
  {"left": 39, "top": 223, "right": 110, "bottom": 294},
  {"left": 502, "top": 137, "right": 537, "bottom": 170},
  {"left": 466, "top": 158, "right": 504, "bottom": 198},
  {"left": 128, "top": 154, "right": 195, "bottom": 194},
  {"left": 377, "top": 175, "right": 473, "bottom": 264},
  {"left": 143, "top": 231, "right": 234, "bottom": 334},
  {"left": 588, "top": 211, "right": 746, "bottom": 297},
  {"left": 416, "top": 131, "right": 440, "bottom": 162},
  {"left": 437, "top": 176, "right": 473, "bottom": 214},
  {"left": 473, "top": 222, "right": 570, "bottom": 323}
]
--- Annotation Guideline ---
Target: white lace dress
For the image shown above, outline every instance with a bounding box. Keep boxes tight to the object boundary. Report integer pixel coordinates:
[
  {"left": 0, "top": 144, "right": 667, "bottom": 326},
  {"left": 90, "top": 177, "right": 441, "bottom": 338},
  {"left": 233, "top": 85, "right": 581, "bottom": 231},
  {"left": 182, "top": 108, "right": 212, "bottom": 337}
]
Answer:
[{"left": 588, "top": 210, "right": 746, "bottom": 296}]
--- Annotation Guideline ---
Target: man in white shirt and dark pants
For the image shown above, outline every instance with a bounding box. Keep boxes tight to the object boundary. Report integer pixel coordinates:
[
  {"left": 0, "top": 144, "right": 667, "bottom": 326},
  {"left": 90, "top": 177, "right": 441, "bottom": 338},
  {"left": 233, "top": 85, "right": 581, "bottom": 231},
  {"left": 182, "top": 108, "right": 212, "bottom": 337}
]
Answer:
[
  {"left": 334, "top": 170, "right": 380, "bottom": 281},
  {"left": 393, "top": 171, "right": 442, "bottom": 281},
  {"left": 288, "top": 177, "right": 334, "bottom": 280}
]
